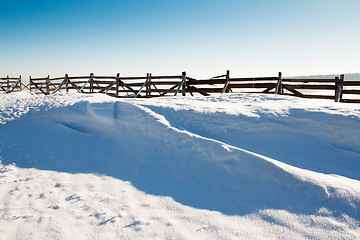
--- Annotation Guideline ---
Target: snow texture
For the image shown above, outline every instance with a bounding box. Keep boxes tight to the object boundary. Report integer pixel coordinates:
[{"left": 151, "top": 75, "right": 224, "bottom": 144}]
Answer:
[{"left": 0, "top": 92, "right": 360, "bottom": 239}]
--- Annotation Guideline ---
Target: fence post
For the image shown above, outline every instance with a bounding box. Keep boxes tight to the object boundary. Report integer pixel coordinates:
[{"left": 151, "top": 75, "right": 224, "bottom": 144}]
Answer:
[
  {"left": 146, "top": 73, "right": 152, "bottom": 97},
  {"left": 19, "top": 75, "right": 22, "bottom": 91},
  {"left": 65, "top": 74, "right": 69, "bottom": 92},
  {"left": 90, "top": 73, "right": 94, "bottom": 93},
  {"left": 182, "top": 71, "right": 187, "bottom": 96},
  {"left": 335, "top": 75, "right": 344, "bottom": 102},
  {"left": 275, "top": 72, "right": 282, "bottom": 94},
  {"left": 29, "top": 76, "right": 32, "bottom": 92},
  {"left": 339, "top": 74, "right": 344, "bottom": 102},
  {"left": 116, "top": 73, "right": 120, "bottom": 97},
  {"left": 46, "top": 75, "right": 50, "bottom": 95},
  {"left": 221, "top": 70, "right": 230, "bottom": 94},
  {"left": 335, "top": 76, "right": 339, "bottom": 102},
  {"left": 7, "top": 75, "right": 9, "bottom": 91}
]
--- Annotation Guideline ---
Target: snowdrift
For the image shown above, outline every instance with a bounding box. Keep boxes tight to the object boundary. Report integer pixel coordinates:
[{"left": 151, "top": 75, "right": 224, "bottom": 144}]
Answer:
[
  {"left": 0, "top": 92, "right": 360, "bottom": 239},
  {"left": 1, "top": 97, "right": 359, "bottom": 217}
]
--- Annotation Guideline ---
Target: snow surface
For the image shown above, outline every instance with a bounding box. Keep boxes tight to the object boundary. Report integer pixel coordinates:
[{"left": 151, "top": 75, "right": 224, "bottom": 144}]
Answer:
[{"left": 0, "top": 92, "right": 360, "bottom": 239}]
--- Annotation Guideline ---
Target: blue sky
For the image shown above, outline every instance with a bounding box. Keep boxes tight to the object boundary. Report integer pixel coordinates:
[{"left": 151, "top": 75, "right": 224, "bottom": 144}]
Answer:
[{"left": 1, "top": 0, "right": 359, "bottom": 78}]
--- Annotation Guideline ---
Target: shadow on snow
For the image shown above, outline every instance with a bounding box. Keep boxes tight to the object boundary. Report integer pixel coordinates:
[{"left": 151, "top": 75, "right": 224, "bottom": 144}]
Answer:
[{"left": 0, "top": 101, "right": 359, "bottom": 219}]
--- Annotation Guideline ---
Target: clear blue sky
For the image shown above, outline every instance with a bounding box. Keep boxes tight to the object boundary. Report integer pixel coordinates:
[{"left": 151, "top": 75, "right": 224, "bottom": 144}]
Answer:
[{"left": 1, "top": 0, "right": 359, "bottom": 78}]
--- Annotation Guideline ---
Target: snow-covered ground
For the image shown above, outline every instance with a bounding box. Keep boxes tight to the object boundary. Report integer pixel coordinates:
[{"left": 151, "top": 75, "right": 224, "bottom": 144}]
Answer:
[{"left": 0, "top": 92, "right": 360, "bottom": 239}]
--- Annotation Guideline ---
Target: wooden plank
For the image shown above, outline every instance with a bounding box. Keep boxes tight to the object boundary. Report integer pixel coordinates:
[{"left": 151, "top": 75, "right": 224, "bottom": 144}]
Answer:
[
  {"left": 147, "top": 89, "right": 178, "bottom": 93},
  {"left": 262, "top": 86, "right": 275, "bottom": 93},
  {"left": 159, "top": 85, "right": 179, "bottom": 96},
  {"left": 211, "top": 74, "right": 226, "bottom": 79},
  {"left": 67, "top": 79, "right": 84, "bottom": 93},
  {"left": 119, "top": 76, "right": 147, "bottom": 80},
  {"left": 187, "top": 79, "right": 226, "bottom": 85},
  {"left": 47, "top": 82, "right": 63, "bottom": 86},
  {"left": 282, "top": 78, "right": 336, "bottom": 83},
  {"left": 285, "top": 84, "right": 336, "bottom": 90},
  {"left": 188, "top": 88, "right": 194, "bottom": 96},
  {"left": 282, "top": 84, "right": 304, "bottom": 97},
  {"left": 342, "top": 90, "right": 360, "bottom": 94},
  {"left": 341, "top": 99, "right": 360, "bottom": 103},
  {"left": 119, "top": 80, "right": 138, "bottom": 95},
  {"left": 189, "top": 78, "right": 278, "bottom": 85},
  {"left": 187, "top": 86, "right": 210, "bottom": 96},
  {"left": 150, "top": 82, "right": 159, "bottom": 94},
  {"left": 149, "top": 75, "right": 182, "bottom": 79},
  {"left": 135, "top": 76, "right": 149, "bottom": 98},
  {"left": 302, "top": 94, "right": 335, "bottom": 100},
  {"left": 0, "top": 77, "right": 20, "bottom": 80},
  {"left": 53, "top": 77, "right": 68, "bottom": 94},
  {"left": 229, "top": 83, "right": 276, "bottom": 89},
  {"left": 63, "top": 80, "right": 89, "bottom": 84},
  {"left": 92, "top": 80, "right": 117, "bottom": 85},
  {"left": 78, "top": 77, "right": 91, "bottom": 92},
  {"left": 229, "top": 77, "right": 279, "bottom": 81},
  {"left": 115, "top": 81, "right": 182, "bottom": 87},
  {"left": 49, "top": 81, "right": 58, "bottom": 92},
  {"left": 19, "top": 82, "right": 29, "bottom": 91},
  {"left": 186, "top": 77, "right": 198, "bottom": 81},
  {"left": 144, "top": 81, "right": 182, "bottom": 85},
  {"left": 94, "top": 81, "right": 101, "bottom": 89},
  {"left": 7, "top": 85, "right": 20, "bottom": 93},
  {"left": 68, "top": 76, "right": 92, "bottom": 80},
  {"left": 260, "top": 92, "right": 334, "bottom": 100},
  {"left": 30, "top": 81, "right": 47, "bottom": 95},
  {"left": 191, "top": 88, "right": 223, "bottom": 93},
  {"left": 119, "top": 82, "right": 142, "bottom": 87},
  {"left": 93, "top": 76, "right": 116, "bottom": 79},
  {"left": 30, "top": 77, "right": 48, "bottom": 94},
  {"left": 28, "top": 77, "right": 48, "bottom": 81},
  {"left": 49, "top": 76, "right": 65, "bottom": 81},
  {"left": 342, "top": 81, "right": 360, "bottom": 86}
]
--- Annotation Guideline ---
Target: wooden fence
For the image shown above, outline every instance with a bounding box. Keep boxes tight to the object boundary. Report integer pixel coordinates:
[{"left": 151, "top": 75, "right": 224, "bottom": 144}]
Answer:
[
  {"left": 2, "top": 71, "right": 360, "bottom": 103},
  {"left": 0, "top": 76, "right": 23, "bottom": 93}
]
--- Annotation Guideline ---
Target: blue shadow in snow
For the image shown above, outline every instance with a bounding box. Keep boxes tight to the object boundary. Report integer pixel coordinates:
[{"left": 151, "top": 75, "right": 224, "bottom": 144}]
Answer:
[{"left": 0, "top": 101, "right": 359, "bottom": 219}]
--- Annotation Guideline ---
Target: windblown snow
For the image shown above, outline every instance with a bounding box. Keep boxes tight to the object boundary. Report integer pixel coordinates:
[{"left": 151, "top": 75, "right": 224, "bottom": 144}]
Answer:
[{"left": 0, "top": 92, "right": 359, "bottom": 239}]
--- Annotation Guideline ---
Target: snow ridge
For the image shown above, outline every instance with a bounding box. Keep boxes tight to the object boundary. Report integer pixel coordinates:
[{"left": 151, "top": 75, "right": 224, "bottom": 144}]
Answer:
[{"left": 0, "top": 93, "right": 360, "bottom": 239}]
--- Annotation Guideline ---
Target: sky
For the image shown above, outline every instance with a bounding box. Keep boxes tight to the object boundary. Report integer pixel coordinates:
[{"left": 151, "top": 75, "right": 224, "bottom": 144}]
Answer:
[{"left": 1, "top": 0, "right": 359, "bottom": 79}]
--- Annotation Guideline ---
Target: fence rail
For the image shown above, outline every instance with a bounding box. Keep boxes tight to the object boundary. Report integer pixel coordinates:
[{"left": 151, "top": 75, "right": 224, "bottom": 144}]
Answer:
[
  {"left": 1, "top": 71, "right": 360, "bottom": 103},
  {"left": 0, "top": 75, "right": 24, "bottom": 93}
]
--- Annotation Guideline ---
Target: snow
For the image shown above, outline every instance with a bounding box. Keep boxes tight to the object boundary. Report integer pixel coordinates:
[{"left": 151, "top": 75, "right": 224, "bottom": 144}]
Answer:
[{"left": 0, "top": 92, "right": 360, "bottom": 239}]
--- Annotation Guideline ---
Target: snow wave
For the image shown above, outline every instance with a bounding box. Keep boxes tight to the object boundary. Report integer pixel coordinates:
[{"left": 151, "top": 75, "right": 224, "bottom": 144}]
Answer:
[
  {"left": 0, "top": 100, "right": 359, "bottom": 218},
  {"left": 141, "top": 106, "right": 360, "bottom": 181}
]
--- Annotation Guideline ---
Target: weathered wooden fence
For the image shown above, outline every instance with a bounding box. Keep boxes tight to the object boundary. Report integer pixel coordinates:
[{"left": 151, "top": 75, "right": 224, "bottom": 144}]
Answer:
[
  {"left": 2, "top": 71, "right": 360, "bottom": 103},
  {"left": 0, "top": 76, "right": 23, "bottom": 93}
]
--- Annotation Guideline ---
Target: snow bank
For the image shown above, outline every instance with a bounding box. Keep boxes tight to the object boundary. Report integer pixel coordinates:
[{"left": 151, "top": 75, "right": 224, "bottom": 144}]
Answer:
[
  {"left": 0, "top": 92, "right": 360, "bottom": 239},
  {"left": 127, "top": 94, "right": 360, "bottom": 180}
]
